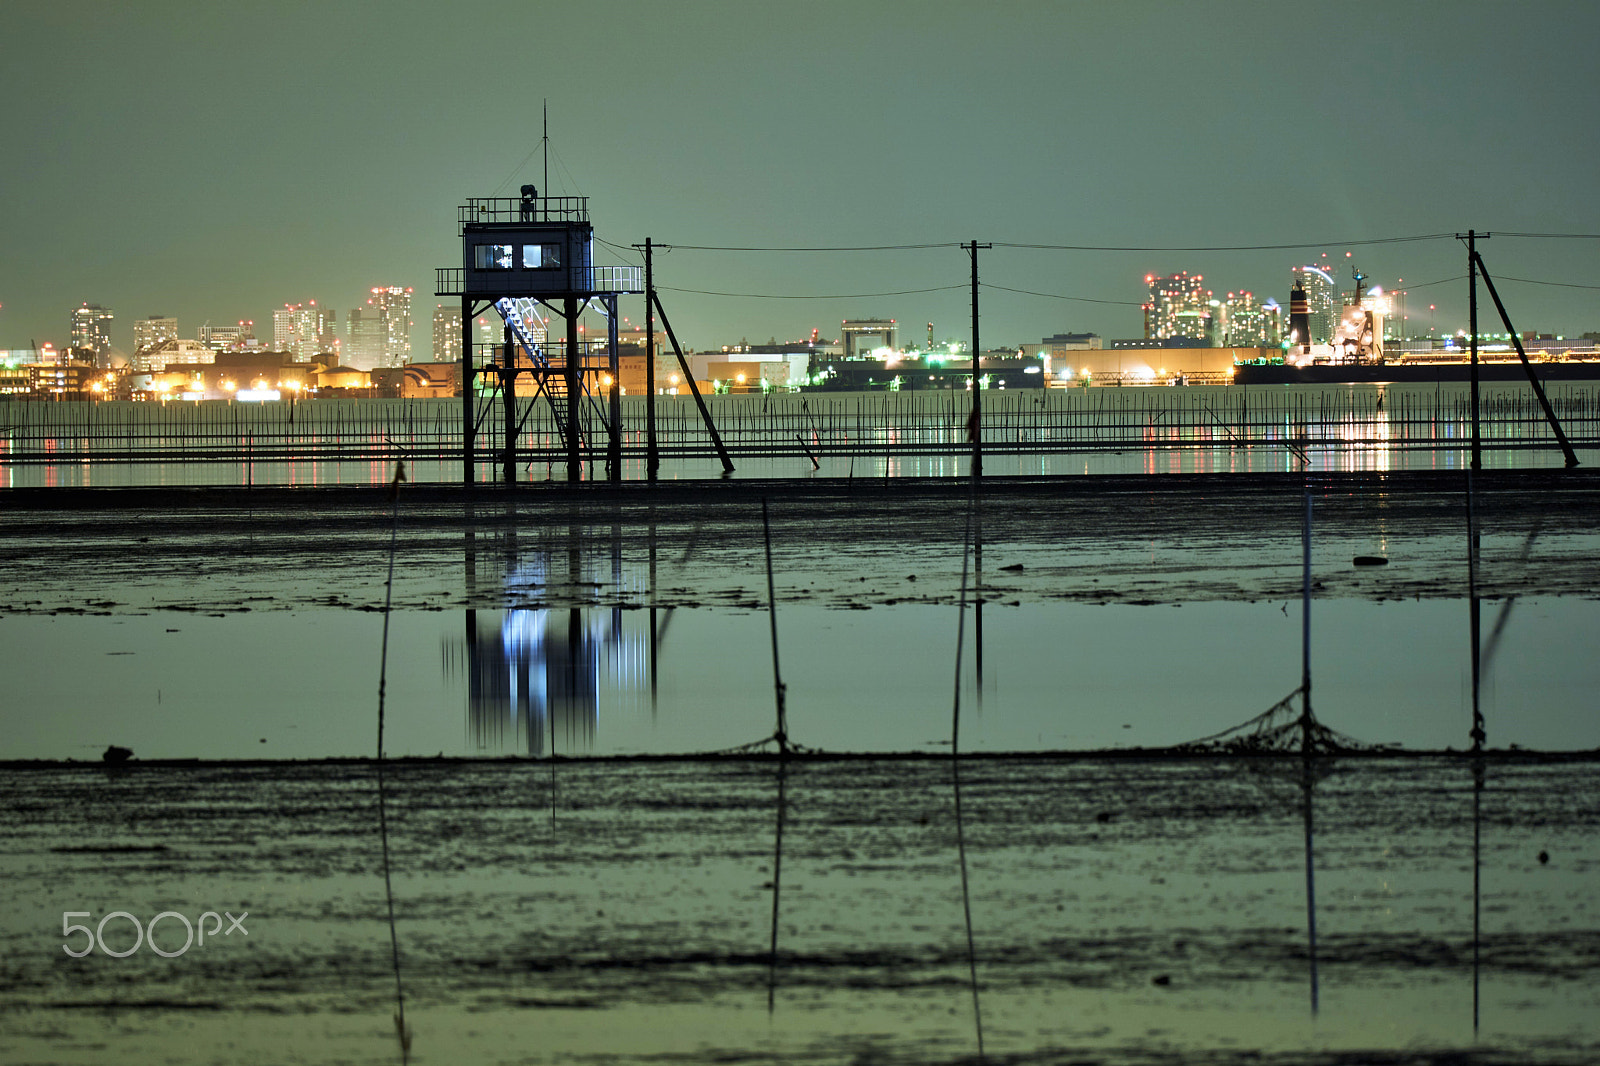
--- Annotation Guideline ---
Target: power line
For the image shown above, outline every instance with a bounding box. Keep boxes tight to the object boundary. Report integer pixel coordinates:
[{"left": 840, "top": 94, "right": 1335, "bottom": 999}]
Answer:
[
  {"left": 993, "top": 233, "right": 1457, "bottom": 252},
  {"left": 656, "top": 284, "right": 967, "bottom": 300},
  {"left": 595, "top": 235, "right": 644, "bottom": 263},
  {"left": 1494, "top": 274, "right": 1600, "bottom": 291},
  {"left": 656, "top": 243, "right": 963, "bottom": 252},
  {"left": 980, "top": 283, "right": 1141, "bottom": 306},
  {"left": 1389, "top": 274, "right": 1466, "bottom": 291},
  {"left": 1490, "top": 232, "right": 1600, "bottom": 240},
  {"left": 513, "top": 230, "right": 1599, "bottom": 258}
]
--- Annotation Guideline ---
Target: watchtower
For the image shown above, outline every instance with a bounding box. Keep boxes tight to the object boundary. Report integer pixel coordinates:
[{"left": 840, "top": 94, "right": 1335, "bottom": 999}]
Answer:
[{"left": 437, "top": 186, "right": 642, "bottom": 484}]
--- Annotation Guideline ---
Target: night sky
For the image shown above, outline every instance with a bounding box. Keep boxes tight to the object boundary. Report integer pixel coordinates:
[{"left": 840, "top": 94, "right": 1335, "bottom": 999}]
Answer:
[{"left": 4, "top": 1, "right": 1597, "bottom": 358}]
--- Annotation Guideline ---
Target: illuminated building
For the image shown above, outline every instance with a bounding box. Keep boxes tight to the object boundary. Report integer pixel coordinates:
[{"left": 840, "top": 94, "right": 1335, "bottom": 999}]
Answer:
[
  {"left": 273, "top": 301, "right": 335, "bottom": 362},
  {"left": 346, "top": 287, "right": 412, "bottom": 370},
  {"left": 133, "top": 315, "right": 178, "bottom": 355},
  {"left": 69, "top": 303, "right": 114, "bottom": 367},
  {"left": 28, "top": 361, "right": 98, "bottom": 397},
  {"left": 133, "top": 338, "right": 216, "bottom": 374},
  {"left": 1142, "top": 272, "right": 1214, "bottom": 343},
  {"left": 198, "top": 320, "right": 254, "bottom": 352},
  {"left": 1290, "top": 265, "right": 1338, "bottom": 344},
  {"left": 1039, "top": 331, "right": 1102, "bottom": 349},
  {"left": 271, "top": 306, "right": 296, "bottom": 355},
  {"left": 841, "top": 318, "right": 898, "bottom": 359},
  {"left": 432, "top": 304, "right": 462, "bottom": 362},
  {"left": 1219, "top": 291, "right": 1282, "bottom": 347},
  {"left": 346, "top": 306, "right": 382, "bottom": 368},
  {"left": 371, "top": 286, "right": 413, "bottom": 368}
]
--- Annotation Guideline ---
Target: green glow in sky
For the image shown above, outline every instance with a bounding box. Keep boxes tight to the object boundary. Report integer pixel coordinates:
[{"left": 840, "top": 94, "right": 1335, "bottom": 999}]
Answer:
[{"left": 3, "top": 1, "right": 1597, "bottom": 355}]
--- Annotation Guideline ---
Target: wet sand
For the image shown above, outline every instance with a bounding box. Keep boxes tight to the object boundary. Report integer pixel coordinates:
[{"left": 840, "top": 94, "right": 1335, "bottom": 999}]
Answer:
[
  {"left": 2, "top": 755, "right": 1596, "bottom": 1064},
  {"left": 4, "top": 470, "right": 1599, "bottom": 615}
]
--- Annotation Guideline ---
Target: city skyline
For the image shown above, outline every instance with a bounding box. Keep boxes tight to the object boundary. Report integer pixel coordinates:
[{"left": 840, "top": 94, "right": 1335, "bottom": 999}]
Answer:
[
  {"left": 32, "top": 249, "right": 1588, "bottom": 372},
  {"left": 3, "top": 2, "right": 1597, "bottom": 357}
]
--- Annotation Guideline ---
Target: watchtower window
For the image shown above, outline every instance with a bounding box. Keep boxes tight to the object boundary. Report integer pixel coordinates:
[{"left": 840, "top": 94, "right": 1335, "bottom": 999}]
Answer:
[
  {"left": 522, "top": 244, "right": 561, "bottom": 270},
  {"left": 473, "top": 244, "right": 515, "bottom": 270}
]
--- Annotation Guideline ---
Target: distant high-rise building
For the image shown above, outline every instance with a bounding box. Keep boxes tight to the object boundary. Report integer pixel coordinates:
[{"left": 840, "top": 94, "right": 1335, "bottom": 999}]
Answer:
[
  {"left": 1290, "top": 265, "right": 1338, "bottom": 345},
  {"left": 346, "top": 306, "right": 383, "bottom": 369},
  {"left": 315, "top": 305, "right": 338, "bottom": 354},
  {"left": 70, "top": 304, "right": 115, "bottom": 367},
  {"left": 432, "top": 304, "right": 462, "bottom": 361},
  {"left": 272, "top": 306, "right": 295, "bottom": 353},
  {"left": 347, "top": 287, "right": 413, "bottom": 370},
  {"left": 373, "top": 286, "right": 413, "bottom": 367},
  {"left": 198, "top": 320, "right": 255, "bottom": 352},
  {"left": 1142, "top": 272, "right": 1213, "bottom": 343},
  {"left": 1219, "top": 291, "right": 1282, "bottom": 347},
  {"left": 133, "top": 315, "right": 178, "bottom": 355},
  {"left": 273, "top": 302, "right": 335, "bottom": 362}
]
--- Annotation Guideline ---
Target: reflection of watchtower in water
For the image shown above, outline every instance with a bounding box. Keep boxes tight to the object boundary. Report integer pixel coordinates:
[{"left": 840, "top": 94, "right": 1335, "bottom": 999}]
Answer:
[
  {"left": 436, "top": 187, "right": 642, "bottom": 484},
  {"left": 455, "top": 609, "right": 601, "bottom": 756}
]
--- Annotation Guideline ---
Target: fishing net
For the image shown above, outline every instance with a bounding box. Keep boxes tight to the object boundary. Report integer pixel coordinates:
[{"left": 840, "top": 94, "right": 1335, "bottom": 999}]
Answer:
[{"left": 1172, "top": 687, "right": 1390, "bottom": 756}]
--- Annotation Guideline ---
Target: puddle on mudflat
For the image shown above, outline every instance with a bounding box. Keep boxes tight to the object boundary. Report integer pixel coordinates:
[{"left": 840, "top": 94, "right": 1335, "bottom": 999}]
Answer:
[{"left": 3, "top": 596, "right": 1597, "bottom": 761}]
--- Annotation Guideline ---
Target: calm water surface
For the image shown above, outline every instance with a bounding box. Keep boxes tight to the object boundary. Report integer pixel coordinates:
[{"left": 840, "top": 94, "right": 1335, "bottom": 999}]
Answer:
[{"left": 3, "top": 596, "right": 1597, "bottom": 760}]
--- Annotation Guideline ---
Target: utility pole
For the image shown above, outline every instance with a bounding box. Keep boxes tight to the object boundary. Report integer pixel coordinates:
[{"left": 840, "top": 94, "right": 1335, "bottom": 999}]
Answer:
[
  {"left": 643, "top": 238, "right": 658, "bottom": 480},
  {"left": 607, "top": 293, "right": 621, "bottom": 481},
  {"left": 1467, "top": 230, "right": 1481, "bottom": 470},
  {"left": 967, "top": 240, "right": 990, "bottom": 479}
]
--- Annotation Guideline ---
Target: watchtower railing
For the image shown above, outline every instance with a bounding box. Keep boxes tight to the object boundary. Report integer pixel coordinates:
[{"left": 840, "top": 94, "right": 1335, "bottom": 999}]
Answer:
[
  {"left": 458, "top": 197, "right": 588, "bottom": 229},
  {"left": 436, "top": 264, "right": 641, "bottom": 297}
]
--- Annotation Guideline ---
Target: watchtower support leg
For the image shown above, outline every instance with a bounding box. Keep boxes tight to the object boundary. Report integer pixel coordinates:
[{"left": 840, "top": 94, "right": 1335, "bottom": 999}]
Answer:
[
  {"left": 502, "top": 321, "right": 517, "bottom": 485},
  {"left": 565, "top": 297, "right": 582, "bottom": 482},
  {"left": 461, "top": 295, "right": 475, "bottom": 486}
]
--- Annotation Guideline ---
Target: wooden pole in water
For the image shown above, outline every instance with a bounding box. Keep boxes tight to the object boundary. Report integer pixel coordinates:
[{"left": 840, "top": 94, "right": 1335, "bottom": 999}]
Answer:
[
  {"left": 1472, "top": 756, "right": 1484, "bottom": 1032},
  {"left": 1300, "top": 476, "right": 1319, "bottom": 1016},
  {"left": 762, "top": 499, "right": 788, "bottom": 752},
  {"left": 1467, "top": 469, "right": 1486, "bottom": 752},
  {"left": 766, "top": 754, "right": 788, "bottom": 1013}
]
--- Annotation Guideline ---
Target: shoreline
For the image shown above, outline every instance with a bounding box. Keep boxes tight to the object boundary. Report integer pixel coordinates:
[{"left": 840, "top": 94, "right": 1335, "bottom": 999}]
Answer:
[
  {"left": 3, "top": 465, "right": 1598, "bottom": 504},
  {"left": 4, "top": 746, "right": 1598, "bottom": 770}
]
